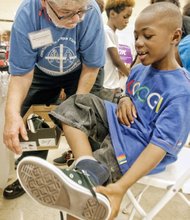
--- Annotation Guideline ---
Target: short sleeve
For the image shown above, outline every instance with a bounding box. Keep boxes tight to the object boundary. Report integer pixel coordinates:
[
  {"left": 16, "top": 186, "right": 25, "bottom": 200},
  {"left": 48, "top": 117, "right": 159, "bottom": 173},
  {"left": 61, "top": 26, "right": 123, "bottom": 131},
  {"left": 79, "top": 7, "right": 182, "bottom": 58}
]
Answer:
[{"left": 150, "top": 95, "right": 190, "bottom": 155}]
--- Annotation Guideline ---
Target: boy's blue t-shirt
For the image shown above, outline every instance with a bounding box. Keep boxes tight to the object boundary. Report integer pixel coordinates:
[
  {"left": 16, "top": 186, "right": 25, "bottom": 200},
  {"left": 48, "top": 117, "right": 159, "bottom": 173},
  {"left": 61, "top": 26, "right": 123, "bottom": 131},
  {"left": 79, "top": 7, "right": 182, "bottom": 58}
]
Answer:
[
  {"left": 9, "top": 0, "right": 105, "bottom": 76},
  {"left": 105, "top": 64, "right": 190, "bottom": 175}
]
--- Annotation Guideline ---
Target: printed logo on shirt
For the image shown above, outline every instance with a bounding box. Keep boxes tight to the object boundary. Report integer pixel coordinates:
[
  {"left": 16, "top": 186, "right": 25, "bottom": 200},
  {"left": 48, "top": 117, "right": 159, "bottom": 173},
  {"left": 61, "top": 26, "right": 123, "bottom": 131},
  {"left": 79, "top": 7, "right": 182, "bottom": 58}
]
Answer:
[
  {"left": 38, "top": 37, "right": 81, "bottom": 76},
  {"left": 127, "top": 79, "right": 163, "bottom": 113},
  {"left": 117, "top": 154, "right": 127, "bottom": 165}
]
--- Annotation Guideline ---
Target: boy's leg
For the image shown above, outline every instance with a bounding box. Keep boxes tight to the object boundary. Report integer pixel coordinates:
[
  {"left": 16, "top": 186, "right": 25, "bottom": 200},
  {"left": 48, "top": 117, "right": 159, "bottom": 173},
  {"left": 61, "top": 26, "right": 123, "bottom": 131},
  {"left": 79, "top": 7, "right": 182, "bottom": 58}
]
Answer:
[
  {"left": 50, "top": 93, "right": 111, "bottom": 185},
  {"left": 50, "top": 93, "right": 109, "bottom": 158},
  {"left": 16, "top": 94, "right": 115, "bottom": 219},
  {"left": 62, "top": 125, "right": 94, "bottom": 159},
  {"left": 93, "top": 134, "right": 122, "bottom": 183},
  {"left": 53, "top": 67, "right": 104, "bottom": 164}
]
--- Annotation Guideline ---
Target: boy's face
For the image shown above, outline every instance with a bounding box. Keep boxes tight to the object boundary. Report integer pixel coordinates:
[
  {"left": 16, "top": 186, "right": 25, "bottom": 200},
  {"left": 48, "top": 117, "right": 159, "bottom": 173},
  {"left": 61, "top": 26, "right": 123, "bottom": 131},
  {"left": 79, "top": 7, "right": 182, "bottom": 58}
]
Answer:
[
  {"left": 134, "top": 14, "right": 176, "bottom": 69},
  {"left": 112, "top": 7, "right": 133, "bottom": 30}
]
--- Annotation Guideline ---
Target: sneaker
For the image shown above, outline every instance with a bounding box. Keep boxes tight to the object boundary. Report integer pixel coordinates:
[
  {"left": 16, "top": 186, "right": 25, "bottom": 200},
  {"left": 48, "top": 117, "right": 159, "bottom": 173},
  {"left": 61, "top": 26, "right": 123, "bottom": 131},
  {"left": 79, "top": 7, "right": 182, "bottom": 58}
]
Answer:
[
  {"left": 15, "top": 155, "right": 23, "bottom": 170},
  {"left": 53, "top": 150, "right": 74, "bottom": 166},
  {"left": 17, "top": 156, "right": 111, "bottom": 220},
  {"left": 27, "top": 114, "right": 49, "bottom": 133},
  {"left": 67, "top": 158, "right": 75, "bottom": 167},
  {"left": 3, "top": 179, "right": 25, "bottom": 199}
]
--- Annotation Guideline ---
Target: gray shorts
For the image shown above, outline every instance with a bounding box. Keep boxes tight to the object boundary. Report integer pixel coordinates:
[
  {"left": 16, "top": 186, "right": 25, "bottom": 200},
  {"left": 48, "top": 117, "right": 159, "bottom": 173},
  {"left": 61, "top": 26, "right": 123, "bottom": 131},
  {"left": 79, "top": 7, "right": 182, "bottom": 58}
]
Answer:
[
  {"left": 50, "top": 93, "right": 122, "bottom": 183},
  {"left": 98, "top": 87, "right": 123, "bottom": 103}
]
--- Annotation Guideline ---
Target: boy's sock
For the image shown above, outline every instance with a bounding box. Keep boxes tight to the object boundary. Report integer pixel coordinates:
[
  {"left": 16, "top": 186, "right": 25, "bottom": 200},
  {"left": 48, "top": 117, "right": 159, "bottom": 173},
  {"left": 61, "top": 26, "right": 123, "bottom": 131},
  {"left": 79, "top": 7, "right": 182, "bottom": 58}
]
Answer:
[
  {"left": 75, "top": 159, "right": 110, "bottom": 186},
  {"left": 75, "top": 155, "right": 97, "bottom": 165}
]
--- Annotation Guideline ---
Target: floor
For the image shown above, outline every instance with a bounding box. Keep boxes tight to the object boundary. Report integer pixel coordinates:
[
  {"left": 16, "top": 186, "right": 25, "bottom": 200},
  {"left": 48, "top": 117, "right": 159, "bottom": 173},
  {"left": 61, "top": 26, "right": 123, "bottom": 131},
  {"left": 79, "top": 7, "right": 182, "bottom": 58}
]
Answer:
[{"left": 0, "top": 136, "right": 190, "bottom": 220}]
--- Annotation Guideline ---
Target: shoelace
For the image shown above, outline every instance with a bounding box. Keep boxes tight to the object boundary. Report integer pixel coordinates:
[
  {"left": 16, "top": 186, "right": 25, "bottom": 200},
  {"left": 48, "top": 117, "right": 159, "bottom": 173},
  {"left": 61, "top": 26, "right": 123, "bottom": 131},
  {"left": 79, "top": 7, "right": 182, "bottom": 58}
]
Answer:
[
  {"left": 64, "top": 151, "right": 74, "bottom": 160},
  {"left": 75, "top": 168, "right": 98, "bottom": 202}
]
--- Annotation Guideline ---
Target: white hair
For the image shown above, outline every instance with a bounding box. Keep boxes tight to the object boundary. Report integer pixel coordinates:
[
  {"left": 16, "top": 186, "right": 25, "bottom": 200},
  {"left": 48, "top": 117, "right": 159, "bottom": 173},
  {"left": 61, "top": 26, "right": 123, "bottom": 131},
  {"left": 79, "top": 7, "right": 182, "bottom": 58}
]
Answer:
[{"left": 51, "top": 0, "right": 90, "bottom": 6}]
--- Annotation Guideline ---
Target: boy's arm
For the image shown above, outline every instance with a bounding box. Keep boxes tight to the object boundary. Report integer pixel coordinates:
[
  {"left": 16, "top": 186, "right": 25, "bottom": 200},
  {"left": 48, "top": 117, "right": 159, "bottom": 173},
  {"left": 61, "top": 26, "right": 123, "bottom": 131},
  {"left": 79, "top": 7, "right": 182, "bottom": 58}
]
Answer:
[
  {"left": 108, "top": 47, "right": 130, "bottom": 77},
  {"left": 96, "top": 143, "right": 166, "bottom": 219},
  {"left": 117, "top": 143, "right": 166, "bottom": 190}
]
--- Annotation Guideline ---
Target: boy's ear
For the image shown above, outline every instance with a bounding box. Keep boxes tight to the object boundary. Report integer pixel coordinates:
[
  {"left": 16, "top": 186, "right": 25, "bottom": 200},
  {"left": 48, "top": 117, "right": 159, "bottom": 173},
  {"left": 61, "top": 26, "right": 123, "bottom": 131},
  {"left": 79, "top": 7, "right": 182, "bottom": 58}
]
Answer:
[
  {"left": 110, "top": 9, "right": 117, "bottom": 18},
  {"left": 171, "top": 28, "right": 182, "bottom": 45}
]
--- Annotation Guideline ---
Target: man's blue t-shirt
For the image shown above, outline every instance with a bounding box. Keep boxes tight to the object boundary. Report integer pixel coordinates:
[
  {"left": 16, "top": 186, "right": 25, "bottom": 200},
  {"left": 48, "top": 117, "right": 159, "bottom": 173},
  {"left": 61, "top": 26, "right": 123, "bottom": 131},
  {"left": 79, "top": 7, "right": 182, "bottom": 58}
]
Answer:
[
  {"left": 105, "top": 64, "right": 190, "bottom": 174},
  {"left": 9, "top": 0, "right": 105, "bottom": 76},
  {"left": 178, "top": 34, "right": 190, "bottom": 72}
]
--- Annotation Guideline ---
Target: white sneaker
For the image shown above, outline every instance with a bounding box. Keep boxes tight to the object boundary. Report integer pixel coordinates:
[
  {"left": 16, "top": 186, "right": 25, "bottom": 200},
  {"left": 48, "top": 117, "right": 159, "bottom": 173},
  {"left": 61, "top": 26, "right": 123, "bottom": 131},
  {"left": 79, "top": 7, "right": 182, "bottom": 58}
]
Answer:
[{"left": 17, "top": 156, "right": 111, "bottom": 220}]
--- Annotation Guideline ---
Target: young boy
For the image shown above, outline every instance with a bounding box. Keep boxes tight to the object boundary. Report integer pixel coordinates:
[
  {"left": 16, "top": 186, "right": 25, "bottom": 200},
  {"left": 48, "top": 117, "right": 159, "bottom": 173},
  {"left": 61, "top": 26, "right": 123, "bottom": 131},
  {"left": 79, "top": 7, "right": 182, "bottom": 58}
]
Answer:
[
  {"left": 17, "top": 2, "right": 190, "bottom": 220},
  {"left": 99, "top": 0, "right": 135, "bottom": 103}
]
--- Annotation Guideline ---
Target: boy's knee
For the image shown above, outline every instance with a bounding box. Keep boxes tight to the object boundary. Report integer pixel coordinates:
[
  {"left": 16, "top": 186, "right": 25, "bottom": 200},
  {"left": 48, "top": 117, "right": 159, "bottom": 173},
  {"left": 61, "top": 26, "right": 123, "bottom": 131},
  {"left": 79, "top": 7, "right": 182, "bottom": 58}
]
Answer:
[{"left": 75, "top": 93, "right": 98, "bottom": 105}]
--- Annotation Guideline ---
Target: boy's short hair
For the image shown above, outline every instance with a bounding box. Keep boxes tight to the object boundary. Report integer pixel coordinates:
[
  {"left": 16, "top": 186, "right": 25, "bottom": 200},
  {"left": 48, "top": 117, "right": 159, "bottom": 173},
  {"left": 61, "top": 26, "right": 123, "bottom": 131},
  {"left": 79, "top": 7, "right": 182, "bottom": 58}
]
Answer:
[
  {"left": 139, "top": 2, "right": 182, "bottom": 31},
  {"left": 95, "top": 0, "right": 105, "bottom": 13},
  {"left": 105, "top": 0, "right": 135, "bottom": 17},
  {"left": 150, "top": 0, "right": 180, "bottom": 7}
]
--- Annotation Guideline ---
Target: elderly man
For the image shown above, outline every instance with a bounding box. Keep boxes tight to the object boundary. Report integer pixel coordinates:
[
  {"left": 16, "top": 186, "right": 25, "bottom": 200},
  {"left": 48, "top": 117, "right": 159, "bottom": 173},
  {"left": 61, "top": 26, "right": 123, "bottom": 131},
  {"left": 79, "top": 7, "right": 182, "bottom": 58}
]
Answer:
[{"left": 3, "top": 0, "right": 105, "bottom": 199}]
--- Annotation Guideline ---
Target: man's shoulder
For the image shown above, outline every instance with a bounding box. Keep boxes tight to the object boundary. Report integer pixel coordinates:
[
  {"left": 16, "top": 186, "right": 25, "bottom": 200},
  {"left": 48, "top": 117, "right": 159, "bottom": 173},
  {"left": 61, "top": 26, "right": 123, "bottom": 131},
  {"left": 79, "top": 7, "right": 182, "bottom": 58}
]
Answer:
[
  {"left": 17, "top": 0, "right": 39, "bottom": 10},
  {"left": 14, "top": 0, "right": 40, "bottom": 23}
]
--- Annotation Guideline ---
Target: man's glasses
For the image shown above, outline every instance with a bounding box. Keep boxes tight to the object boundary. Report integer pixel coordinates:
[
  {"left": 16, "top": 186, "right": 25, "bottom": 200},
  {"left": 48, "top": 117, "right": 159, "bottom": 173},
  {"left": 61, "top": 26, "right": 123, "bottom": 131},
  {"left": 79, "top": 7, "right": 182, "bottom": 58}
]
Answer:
[{"left": 46, "top": 1, "right": 93, "bottom": 20}]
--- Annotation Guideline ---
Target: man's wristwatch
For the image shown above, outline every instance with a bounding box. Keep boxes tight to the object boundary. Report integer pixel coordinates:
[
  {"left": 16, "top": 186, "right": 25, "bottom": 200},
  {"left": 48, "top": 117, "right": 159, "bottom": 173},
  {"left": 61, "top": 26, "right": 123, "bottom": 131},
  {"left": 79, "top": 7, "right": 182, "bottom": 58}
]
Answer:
[{"left": 117, "top": 94, "right": 130, "bottom": 104}]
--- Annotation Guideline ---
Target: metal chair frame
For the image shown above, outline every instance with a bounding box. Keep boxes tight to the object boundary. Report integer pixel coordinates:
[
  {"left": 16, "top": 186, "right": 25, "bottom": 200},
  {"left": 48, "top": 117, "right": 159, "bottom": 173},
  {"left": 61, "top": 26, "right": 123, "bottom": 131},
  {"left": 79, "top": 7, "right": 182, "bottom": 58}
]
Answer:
[{"left": 123, "top": 147, "right": 190, "bottom": 220}]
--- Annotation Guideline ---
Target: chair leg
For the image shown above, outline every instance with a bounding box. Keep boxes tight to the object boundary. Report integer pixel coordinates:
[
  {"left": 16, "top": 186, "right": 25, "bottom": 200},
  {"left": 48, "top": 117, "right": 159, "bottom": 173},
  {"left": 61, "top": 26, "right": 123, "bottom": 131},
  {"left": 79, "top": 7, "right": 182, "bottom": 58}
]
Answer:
[
  {"left": 144, "top": 170, "right": 190, "bottom": 219},
  {"left": 125, "top": 187, "right": 148, "bottom": 219},
  {"left": 60, "top": 211, "right": 64, "bottom": 220},
  {"left": 142, "top": 185, "right": 178, "bottom": 219},
  {"left": 178, "top": 192, "right": 190, "bottom": 206},
  {"left": 125, "top": 169, "right": 190, "bottom": 219}
]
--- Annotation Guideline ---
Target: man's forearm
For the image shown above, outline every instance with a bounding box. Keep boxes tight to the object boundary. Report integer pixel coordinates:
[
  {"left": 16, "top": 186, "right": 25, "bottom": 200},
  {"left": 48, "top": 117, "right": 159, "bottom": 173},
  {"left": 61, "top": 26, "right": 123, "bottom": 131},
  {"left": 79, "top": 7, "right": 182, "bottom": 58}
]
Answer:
[
  {"left": 76, "top": 64, "right": 99, "bottom": 94},
  {"left": 5, "top": 71, "right": 33, "bottom": 117}
]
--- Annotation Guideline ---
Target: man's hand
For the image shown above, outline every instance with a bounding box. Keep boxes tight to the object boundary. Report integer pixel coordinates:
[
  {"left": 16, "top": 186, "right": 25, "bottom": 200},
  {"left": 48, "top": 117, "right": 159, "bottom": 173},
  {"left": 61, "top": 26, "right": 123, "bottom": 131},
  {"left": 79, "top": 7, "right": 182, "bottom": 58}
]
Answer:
[
  {"left": 96, "top": 183, "right": 125, "bottom": 220},
  {"left": 3, "top": 113, "right": 28, "bottom": 154},
  {"left": 116, "top": 97, "right": 137, "bottom": 127}
]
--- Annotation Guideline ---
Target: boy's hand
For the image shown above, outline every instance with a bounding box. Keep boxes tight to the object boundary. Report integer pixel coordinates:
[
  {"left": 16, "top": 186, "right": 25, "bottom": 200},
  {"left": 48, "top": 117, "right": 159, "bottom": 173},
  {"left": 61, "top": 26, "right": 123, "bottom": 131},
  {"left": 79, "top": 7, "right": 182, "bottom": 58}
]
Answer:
[
  {"left": 116, "top": 97, "right": 137, "bottom": 127},
  {"left": 96, "top": 183, "right": 125, "bottom": 220}
]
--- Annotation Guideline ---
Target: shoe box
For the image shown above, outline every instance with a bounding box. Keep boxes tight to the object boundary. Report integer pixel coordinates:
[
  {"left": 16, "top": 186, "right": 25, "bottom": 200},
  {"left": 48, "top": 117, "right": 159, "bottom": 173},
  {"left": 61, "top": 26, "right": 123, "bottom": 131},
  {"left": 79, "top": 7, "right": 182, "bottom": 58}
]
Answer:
[{"left": 19, "top": 105, "right": 62, "bottom": 151}]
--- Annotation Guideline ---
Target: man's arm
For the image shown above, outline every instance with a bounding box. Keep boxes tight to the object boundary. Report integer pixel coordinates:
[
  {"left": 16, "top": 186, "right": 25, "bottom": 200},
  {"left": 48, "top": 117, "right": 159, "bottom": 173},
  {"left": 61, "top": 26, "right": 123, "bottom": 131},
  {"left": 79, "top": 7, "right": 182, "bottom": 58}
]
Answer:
[
  {"left": 76, "top": 64, "right": 100, "bottom": 94},
  {"left": 3, "top": 70, "right": 34, "bottom": 154}
]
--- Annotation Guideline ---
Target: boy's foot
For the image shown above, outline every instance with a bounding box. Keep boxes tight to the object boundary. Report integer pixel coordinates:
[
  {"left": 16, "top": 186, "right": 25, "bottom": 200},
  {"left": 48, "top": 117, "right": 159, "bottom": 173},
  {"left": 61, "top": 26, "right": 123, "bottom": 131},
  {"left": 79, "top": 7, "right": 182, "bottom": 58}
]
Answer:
[
  {"left": 17, "top": 157, "right": 111, "bottom": 220},
  {"left": 53, "top": 150, "right": 74, "bottom": 166},
  {"left": 3, "top": 179, "right": 25, "bottom": 199}
]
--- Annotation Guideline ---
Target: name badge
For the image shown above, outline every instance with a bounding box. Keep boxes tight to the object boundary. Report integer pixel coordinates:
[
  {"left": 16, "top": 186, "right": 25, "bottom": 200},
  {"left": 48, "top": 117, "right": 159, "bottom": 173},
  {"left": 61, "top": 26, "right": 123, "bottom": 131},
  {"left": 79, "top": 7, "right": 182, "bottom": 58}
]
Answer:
[{"left": 28, "top": 28, "right": 53, "bottom": 49}]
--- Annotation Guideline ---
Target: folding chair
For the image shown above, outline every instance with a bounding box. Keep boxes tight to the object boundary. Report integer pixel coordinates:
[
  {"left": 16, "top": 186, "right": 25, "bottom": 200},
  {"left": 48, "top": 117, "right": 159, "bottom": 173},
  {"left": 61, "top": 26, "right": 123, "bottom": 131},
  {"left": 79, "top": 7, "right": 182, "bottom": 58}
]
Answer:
[{"left": 123, "top": 146, "right": 190, "bottom": 220}]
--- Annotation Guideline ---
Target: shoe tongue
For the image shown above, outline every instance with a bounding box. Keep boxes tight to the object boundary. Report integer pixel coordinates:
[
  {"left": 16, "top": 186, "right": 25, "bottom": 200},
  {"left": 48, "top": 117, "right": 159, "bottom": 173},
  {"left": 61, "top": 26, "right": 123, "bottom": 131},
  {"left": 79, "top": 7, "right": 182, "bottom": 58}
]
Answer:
[
  {"left": 76, "top": 159, "right": 110, "bottom": 186},
  {"left": 79, "top": 169, "right": 99, "bottom": 186}
]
